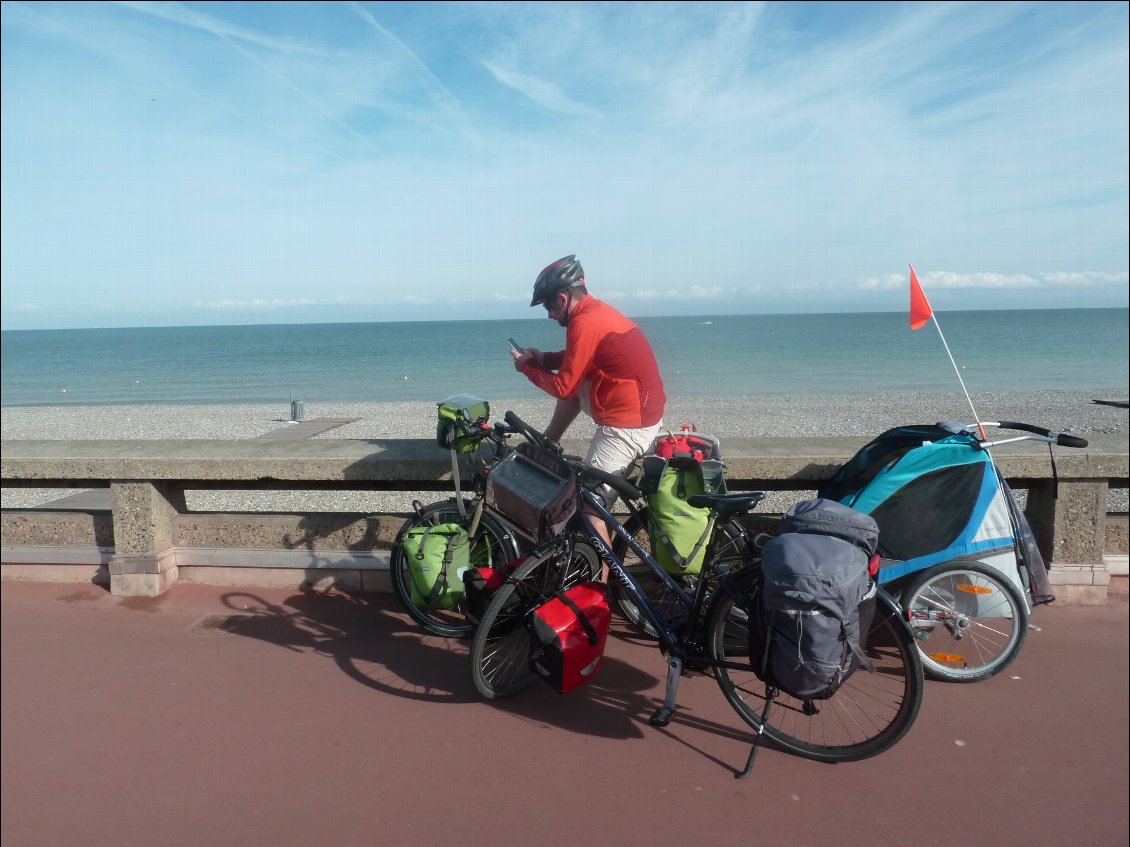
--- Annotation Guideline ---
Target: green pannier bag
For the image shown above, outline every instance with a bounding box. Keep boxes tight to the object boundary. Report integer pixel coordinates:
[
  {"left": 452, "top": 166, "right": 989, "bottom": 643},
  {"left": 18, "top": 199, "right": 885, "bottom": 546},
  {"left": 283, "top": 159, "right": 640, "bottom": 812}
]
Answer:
[
  {"left": 641, "top": 460, "right": 713, "bottom": 574},
  {"left": 637, "top": 437, "right": 727, "bottom": 575},
  {"left": 436, "top": 394, "right": 490, "bottom": 453},
  {"left": 402, "top": 523, "right": 471, "bottom": 609}
]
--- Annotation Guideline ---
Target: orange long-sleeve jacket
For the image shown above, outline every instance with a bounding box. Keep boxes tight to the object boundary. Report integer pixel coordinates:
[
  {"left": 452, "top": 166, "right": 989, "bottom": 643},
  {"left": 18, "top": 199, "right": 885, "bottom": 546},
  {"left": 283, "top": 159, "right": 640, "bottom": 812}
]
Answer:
[{"left": 521, "top": 295, "right": 666, "bottom": 428}]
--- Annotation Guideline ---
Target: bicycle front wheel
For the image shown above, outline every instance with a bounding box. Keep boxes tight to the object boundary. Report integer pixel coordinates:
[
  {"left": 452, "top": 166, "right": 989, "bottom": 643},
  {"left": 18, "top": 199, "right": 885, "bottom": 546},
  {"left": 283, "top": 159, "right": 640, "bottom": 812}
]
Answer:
[
  {"left": 708, "top": 571, "right": 923, "bottom": 763},
  {"left": 901, "top": 562, "right": 1028, "bottom": 683},
  {"left": 389, "top": 499, "right": 521, "bottom": 638},
  {"left": 469, "top": 536, "right": 601, "bottom": 700}
]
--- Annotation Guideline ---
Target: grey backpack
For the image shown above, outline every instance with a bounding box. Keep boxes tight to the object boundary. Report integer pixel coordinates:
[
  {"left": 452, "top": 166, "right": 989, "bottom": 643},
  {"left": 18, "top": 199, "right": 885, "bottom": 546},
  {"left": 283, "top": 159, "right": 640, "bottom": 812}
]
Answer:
[{"left": 748, "top": 498, "right": 879, "bottom": 701}]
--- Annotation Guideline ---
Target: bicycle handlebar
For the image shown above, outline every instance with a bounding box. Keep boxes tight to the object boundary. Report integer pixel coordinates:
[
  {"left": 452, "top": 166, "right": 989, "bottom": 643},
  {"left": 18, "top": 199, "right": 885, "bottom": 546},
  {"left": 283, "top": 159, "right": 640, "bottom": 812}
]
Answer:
[
  {"left": 503, "top": 410, "right": 563, "bottom": 455},
  {"left": 997, "top": 421, "right": 1089, "bottom": 448}
]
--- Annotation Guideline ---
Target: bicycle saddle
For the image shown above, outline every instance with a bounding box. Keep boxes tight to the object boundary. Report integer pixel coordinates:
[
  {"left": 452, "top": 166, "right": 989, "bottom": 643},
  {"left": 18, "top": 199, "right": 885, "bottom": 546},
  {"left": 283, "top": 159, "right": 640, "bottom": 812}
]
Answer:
[{"left": 686, "top": 491, "right": 765, "bottom": 517}]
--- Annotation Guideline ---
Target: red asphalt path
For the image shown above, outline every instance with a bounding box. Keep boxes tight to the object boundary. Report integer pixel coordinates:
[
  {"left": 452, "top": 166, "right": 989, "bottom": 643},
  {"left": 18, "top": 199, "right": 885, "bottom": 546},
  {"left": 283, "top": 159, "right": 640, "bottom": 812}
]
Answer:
[{"left": 2, "top": 580, "right": 1127, "bottom": 847}]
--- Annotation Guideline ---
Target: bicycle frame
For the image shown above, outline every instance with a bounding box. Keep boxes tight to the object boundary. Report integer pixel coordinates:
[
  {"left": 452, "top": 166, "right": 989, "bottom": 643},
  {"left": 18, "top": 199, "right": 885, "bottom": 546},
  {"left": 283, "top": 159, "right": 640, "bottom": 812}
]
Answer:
[{"left": 573, "top": 484, "right": 749, "bottom": 674}]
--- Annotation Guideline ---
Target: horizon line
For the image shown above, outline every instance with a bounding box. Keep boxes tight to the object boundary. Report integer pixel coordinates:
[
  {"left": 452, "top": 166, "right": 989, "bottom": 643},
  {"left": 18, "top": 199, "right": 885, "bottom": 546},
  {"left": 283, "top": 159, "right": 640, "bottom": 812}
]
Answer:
[{"left": 3, "top": 303, "right": 1128, "bottom": 333}]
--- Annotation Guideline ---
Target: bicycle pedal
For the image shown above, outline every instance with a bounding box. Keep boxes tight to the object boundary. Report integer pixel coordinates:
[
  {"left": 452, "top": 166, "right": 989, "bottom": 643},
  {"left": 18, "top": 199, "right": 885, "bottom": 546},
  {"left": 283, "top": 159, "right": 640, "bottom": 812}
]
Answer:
[{"left": 649, "top": 706, "right": 675, "bottom": 727}]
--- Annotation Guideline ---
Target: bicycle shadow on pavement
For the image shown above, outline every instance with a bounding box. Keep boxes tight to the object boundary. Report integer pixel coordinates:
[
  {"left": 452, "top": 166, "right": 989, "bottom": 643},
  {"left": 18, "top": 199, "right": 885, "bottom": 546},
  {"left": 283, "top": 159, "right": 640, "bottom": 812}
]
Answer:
[
  {"left": 211, "top": 588, "right": 648, "bottom": 720},
  {"left": 486, "top": 619, "right": 765, "bottom": 752},
  {"left": 491, "top": 668, "right": 756, "bottom": 753},
  {"left": 213, "top": 589, "right": 761, "bottom": 755},
  {"left": 217, "top": 587, "right": 482, "bottom": 703},
  {"left": 215, "top": 587, "right": 665, "bottom": 738}
]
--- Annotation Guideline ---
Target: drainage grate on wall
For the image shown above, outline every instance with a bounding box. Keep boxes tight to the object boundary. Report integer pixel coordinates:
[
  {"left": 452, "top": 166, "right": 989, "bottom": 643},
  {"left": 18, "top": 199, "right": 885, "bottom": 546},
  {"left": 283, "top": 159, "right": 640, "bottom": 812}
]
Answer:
[{"left": 189, "top": 614, "right": 256, "bottom": 634}]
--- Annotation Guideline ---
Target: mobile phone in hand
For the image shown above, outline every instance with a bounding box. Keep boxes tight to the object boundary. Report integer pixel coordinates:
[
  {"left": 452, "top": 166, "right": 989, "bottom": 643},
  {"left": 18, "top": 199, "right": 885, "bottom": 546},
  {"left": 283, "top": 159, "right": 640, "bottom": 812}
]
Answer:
[{"left": 507, "top": 337, "right": 524, "bottom": 354}]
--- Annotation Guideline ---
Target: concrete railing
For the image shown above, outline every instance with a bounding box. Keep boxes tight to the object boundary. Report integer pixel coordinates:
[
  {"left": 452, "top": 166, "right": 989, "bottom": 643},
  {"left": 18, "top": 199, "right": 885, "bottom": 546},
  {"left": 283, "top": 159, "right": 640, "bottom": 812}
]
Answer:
[{"left": 2, "top": 434, "right": 1127, "bottom": 603}]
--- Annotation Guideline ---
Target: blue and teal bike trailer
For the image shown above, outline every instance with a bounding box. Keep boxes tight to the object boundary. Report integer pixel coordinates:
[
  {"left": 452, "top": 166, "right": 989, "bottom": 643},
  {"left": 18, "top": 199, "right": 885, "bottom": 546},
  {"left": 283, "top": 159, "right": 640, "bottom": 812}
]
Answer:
[{"left": 818, "top": 423, "right": 1054, "bottom": 609}]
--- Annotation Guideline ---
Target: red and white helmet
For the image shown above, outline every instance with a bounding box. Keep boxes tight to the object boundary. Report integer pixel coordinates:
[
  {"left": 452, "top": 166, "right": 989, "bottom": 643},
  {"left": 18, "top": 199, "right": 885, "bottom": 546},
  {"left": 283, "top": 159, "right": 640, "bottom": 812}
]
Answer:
[{"left": 530, "top": 255, "right": 584, "bottom": 307}]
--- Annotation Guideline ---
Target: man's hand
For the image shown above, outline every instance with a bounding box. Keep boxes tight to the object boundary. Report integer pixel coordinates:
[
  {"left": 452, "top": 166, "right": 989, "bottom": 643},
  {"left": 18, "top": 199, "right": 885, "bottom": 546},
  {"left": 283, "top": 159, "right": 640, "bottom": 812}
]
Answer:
[{"left": 512, "top": 346, "right": 541, "bottom": 371}]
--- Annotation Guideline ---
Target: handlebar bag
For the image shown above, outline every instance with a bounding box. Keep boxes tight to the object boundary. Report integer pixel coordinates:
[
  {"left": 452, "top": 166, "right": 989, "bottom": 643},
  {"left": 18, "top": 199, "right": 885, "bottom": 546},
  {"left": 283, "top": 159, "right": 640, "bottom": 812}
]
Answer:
[
  {"left": 747, "top": 499, "right": 879, "bottom": 701},
  {"left": 436, "top": 394, "right": 490, "bottom": 452},
  {"left": 528, "top": 583, "right": 611, "bottom": 694},
  {"left": 403, "top": 523, "right": 471, "bottom": 610},
  {"left": 485, "top": 442, "right": 578, "bottom": 542}
]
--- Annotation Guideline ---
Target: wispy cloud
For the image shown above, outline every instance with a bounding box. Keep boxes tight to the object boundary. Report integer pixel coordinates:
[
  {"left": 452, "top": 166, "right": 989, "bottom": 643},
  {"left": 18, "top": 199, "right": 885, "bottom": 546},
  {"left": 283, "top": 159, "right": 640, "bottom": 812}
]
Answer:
[
  {"left": 347, "top": 0, "right": 476, "bottom": 141},
  {"left": 631, "top": 285, "right": 726, "bottom": 301},
  {"left": 114, "top": 1, "right": 326, "bottom": 55},
  {"left": 861, "top": 271, "right": 1130, "bottom": 292},
  {"left": 197, "top": 297, "right": 353, "bottom": 311},
  {"left": 482, "top": 62, "right": 599, "bottom": 119},
  {"left": 125, "top": 1, "right": 379, "bottom": 151}
]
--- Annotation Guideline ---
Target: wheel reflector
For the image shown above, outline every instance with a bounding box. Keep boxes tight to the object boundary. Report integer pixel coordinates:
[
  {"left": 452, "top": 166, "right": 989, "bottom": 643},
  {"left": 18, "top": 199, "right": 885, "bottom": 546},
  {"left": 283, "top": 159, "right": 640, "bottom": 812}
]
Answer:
[
  {"left": 955, "top": 583, "right": 993, "bottom": 595},
  {"left": 928, "top": 653, "right": 968, "bottom": 666}
]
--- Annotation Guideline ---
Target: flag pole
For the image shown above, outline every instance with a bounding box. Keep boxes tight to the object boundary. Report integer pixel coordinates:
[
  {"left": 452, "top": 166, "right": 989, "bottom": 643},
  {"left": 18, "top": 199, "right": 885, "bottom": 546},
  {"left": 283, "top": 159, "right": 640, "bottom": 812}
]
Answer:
[
  {"left": 928, "top": 314, "right": 987, "bottom": 441},
  {"left": 910, "top": 265, "right": 987, "bottom": 441}
]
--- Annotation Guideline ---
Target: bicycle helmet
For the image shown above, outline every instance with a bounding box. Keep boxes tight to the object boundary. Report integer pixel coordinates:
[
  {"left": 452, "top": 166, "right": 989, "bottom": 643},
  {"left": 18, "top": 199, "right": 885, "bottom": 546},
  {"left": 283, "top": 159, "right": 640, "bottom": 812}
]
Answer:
[{"left": 530, "top": 254, "right": 585, "bottom": 307}]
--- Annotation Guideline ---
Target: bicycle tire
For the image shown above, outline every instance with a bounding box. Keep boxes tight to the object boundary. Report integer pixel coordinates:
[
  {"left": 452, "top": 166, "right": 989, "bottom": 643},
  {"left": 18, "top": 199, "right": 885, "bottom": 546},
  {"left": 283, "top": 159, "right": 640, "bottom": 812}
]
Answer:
[
  {"left": 469, "top": 536, "right": 602, "bottom": 700},
  {"left": 900, "top": 562, "right": 1028, "bottom": 683},
  {"left": 389, "top": 499, "right": 521, "bottom": 638},
  {"left": 708, "top": 566, "right": 923, "bottom": 763},
  {"left": 610, "top": 512, "right": 749, "bottom": 639}
]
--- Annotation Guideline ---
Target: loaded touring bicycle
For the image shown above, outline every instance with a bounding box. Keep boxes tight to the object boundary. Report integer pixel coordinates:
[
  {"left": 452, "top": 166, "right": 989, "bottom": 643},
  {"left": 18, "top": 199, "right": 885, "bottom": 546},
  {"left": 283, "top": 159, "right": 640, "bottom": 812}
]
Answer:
[
  {"left": 818, "top": 420, "right": 1088, "bottom": 682},
  {"left": 390, "top": 396, "right": 708, "bottom": 638}
]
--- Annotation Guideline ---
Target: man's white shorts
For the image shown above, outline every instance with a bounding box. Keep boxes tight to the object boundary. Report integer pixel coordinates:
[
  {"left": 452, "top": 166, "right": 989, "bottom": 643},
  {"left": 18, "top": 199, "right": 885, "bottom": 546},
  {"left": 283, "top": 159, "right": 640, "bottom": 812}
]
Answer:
[{"left": 584, "top": 421, "right": 664, "bottom": 509}]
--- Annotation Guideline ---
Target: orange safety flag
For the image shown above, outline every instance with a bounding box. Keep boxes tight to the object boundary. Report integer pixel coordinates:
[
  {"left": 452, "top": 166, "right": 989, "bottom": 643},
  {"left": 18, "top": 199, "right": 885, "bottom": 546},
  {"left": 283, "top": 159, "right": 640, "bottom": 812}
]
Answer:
[{"left": 909, "top": 265, "right": 933, "bottom": 330}]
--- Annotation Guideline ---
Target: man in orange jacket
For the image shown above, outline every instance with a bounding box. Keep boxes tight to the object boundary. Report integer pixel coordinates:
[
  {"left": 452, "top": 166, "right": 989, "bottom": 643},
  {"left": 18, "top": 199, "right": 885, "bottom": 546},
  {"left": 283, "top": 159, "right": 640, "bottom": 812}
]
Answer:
[{"left": 512, "top": 254, "right": 666, "bottom": 557}]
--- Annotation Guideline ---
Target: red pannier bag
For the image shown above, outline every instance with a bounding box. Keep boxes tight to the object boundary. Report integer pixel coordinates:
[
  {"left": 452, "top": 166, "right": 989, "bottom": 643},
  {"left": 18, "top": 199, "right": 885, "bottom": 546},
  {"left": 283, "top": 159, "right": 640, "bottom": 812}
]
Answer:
[
  {"left": 528, "top": 583, "right": 611, "bottom": 693},
  {"left": 462, "top": 556, "right": 528, "bottom": 624}
]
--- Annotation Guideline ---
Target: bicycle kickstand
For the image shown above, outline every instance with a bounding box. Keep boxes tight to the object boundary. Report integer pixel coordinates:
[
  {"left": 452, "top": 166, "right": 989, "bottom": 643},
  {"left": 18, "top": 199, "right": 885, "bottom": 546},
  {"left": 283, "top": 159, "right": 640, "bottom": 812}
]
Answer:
[
  {"left": 648, "top": 656, "right": 683, "bottom": 727},
  {"left": 735, "top": 695, "right": 776, "bottom": 779}
]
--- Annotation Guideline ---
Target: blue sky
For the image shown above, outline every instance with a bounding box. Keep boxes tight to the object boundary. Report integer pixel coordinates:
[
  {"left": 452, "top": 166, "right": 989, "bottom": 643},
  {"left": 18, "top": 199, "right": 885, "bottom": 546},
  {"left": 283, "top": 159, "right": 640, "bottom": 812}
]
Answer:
[{"left": 2, "top": 1, "right": 1127, "bottom": 331}]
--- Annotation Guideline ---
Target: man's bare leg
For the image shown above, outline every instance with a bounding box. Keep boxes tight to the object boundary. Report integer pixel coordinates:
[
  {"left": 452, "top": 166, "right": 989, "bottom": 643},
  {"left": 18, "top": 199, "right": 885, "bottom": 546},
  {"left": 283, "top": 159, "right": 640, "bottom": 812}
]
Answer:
[
  {"left": 584, "top": 505, "right": 615, "bottom": 582},
  {"left": 544, "top": 396, "right": 581, "bottom": 443}
]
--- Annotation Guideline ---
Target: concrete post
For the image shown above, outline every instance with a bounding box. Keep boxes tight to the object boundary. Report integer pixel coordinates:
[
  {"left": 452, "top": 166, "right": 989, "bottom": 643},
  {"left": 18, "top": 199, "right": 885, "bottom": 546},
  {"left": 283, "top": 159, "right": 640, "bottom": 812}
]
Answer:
[
  {"left": 1025, "top": 478, "right": 1109, "bottom": 605},
  {"left": 108, "top": 481, "right": 186, "bottom": 597}
]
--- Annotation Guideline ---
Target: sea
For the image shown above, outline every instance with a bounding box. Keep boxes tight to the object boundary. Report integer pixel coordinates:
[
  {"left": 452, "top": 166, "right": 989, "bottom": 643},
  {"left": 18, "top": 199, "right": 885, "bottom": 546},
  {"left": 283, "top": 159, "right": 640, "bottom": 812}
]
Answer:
[{"left": 1, "top": 309, "right": 1127, "bottom": 407}]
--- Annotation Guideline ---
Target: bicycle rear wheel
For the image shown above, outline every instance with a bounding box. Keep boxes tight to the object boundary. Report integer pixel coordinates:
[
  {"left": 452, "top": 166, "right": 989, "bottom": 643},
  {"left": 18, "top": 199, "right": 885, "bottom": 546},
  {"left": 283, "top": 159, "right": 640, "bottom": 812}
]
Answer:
[
  {"left": 610, "top": 513, "right": 749, "bottom": 638},
  {"left": 389, "top": 499, "right": 521, "bottom": 638},
  {"left": 901, "top": 562, "right": 1028, "bottom": 683},
  {"left": 708, "top": 568, "right": 923, "bottom": 763},
  {"left": 469, "top": 536, "right": 601, "bottom": 699}
]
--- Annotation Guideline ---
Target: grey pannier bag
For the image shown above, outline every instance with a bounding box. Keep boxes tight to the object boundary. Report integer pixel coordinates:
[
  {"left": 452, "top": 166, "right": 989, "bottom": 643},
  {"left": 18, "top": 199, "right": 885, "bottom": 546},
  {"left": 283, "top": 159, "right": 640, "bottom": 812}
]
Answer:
[{"left": 748, "top": 498, "right": 880, "bottom": 701}]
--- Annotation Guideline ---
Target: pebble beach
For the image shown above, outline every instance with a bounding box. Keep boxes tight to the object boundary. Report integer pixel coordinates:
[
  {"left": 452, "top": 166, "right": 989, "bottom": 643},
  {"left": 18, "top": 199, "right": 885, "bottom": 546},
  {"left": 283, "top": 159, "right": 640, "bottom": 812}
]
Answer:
[{"left": 2, "top": 388, "right": 1126, "bottom": 513}]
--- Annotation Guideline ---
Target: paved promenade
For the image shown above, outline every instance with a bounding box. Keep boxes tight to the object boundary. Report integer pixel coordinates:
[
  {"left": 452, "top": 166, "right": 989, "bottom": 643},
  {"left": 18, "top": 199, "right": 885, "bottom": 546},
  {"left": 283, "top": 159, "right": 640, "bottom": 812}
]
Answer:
[{"left": 2, "top": 580, "right": 1127, "bottom": 847}]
